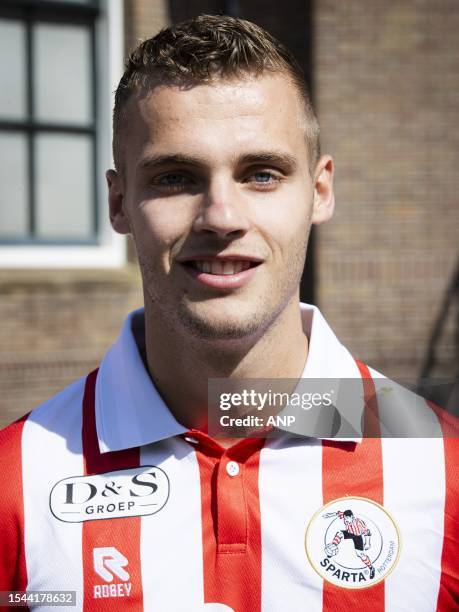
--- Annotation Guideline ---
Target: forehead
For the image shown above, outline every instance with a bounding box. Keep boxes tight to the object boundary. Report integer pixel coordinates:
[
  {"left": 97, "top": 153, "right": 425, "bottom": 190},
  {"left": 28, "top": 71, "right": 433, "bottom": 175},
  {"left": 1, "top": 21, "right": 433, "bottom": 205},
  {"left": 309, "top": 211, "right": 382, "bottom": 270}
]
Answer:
[{"left": 123, "top": 73, "right": 309, "bottom": 174}]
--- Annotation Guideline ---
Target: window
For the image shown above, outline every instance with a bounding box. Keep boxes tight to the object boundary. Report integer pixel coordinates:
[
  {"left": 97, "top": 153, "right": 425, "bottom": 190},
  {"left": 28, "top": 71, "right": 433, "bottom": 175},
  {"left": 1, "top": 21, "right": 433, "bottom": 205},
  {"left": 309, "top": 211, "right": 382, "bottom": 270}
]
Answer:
[{"left": 0, "top": 0, "right": 125, "bottom": 267}]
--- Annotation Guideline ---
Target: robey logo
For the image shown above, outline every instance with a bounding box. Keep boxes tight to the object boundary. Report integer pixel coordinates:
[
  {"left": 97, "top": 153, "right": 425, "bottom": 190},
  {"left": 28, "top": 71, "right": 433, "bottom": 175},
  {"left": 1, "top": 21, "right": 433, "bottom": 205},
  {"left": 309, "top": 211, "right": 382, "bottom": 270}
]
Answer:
[
  {"left": 305, "top": 496, "right": 401, "bottom": 589},
  {"left": 50, "top": 466, "right": 170, "bottom": 522},
  {"left": 93, "top": 547, "right": 132, "bottom": 599}
]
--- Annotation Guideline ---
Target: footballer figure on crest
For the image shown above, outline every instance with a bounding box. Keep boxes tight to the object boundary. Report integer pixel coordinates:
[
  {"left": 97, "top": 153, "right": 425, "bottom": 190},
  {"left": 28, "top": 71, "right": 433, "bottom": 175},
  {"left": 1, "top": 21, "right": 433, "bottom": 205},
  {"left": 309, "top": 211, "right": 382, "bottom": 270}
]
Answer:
[{"left": 323, "top": 509, "right": 376, "bottom": 580}]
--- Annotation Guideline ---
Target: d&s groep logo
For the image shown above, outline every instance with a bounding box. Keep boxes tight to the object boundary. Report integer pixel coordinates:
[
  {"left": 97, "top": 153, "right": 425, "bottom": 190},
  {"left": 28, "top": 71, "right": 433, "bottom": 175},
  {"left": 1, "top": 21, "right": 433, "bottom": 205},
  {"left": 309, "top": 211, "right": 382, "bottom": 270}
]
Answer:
[{"left": 50, "top": 466, "right": 169, "bottom": 522}]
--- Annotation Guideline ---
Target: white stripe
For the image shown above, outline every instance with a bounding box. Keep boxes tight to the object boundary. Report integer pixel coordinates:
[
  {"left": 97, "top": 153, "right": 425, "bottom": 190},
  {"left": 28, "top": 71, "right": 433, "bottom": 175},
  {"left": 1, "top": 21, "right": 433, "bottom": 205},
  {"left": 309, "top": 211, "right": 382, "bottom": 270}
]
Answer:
[
  {"left": 381, "top": 403, "right": 444, "bottom": 611},
  {"left": 259, "top": 437, "right": 323, "bottom": 612},
  {"left": 22, "top": 378, "right": 85, "bottom": 611},
  {"left": 140, "top": 437, "right": 205, "bottom": 611}
]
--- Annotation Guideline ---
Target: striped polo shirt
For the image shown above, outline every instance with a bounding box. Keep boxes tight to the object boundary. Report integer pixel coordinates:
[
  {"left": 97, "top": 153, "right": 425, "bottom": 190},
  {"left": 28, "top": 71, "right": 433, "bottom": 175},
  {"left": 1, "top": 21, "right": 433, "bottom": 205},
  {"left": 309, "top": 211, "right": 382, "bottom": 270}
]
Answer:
[{"left": 0, "top": 304, "right": 457, "bottom": 611}]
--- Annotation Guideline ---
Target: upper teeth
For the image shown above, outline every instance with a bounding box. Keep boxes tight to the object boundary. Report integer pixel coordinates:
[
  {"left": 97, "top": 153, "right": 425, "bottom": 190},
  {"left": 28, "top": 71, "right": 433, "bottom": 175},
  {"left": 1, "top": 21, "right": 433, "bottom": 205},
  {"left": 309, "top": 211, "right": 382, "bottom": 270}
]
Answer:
[{"left": 193, "top": 260, "right": 252, "bottom": 275}]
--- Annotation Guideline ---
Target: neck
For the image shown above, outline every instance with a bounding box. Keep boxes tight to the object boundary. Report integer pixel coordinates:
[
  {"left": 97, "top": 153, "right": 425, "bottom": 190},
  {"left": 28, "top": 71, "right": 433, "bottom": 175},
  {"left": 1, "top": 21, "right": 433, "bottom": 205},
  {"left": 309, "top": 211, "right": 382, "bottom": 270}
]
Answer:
[{"left": 143, "top": 296, "right": 308, "bottom": 433}]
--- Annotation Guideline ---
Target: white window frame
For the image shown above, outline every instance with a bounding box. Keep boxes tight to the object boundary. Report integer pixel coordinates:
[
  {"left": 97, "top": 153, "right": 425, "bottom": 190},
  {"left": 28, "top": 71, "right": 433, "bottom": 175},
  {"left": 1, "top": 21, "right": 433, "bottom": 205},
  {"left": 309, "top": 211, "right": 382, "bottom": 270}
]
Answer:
[{"left": 0, "top": 0, "right": 125, "bottom": 268}]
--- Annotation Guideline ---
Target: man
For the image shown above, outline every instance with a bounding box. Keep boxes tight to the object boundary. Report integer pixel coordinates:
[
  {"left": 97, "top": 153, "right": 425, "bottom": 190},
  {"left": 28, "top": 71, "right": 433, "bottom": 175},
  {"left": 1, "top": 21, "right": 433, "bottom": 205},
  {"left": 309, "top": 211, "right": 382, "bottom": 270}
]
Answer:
[{"left": 0, "top": 14, "right": 457, "bottom": 612}]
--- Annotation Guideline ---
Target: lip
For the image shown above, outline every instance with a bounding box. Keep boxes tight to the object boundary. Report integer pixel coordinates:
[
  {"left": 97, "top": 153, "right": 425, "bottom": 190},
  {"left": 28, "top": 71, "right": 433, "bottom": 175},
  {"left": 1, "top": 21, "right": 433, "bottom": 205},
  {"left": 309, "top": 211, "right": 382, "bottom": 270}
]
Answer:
[
  {"left": 177, "top": 254, "right": 264, "bottom": 263},
  {"left": 178, "top": 255, "right": 263, "bottom": 289}
]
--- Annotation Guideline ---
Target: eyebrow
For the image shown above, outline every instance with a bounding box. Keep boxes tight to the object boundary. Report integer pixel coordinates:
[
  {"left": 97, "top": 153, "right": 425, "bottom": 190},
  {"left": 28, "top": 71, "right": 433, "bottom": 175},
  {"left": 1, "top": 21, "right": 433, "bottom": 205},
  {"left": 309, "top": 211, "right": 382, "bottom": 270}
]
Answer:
[
  {"left": 136, "top": 150, "right": 298, "bottom": 173},
  {"left": 237, "top": 152, "right": 298, "bottom": 170}
]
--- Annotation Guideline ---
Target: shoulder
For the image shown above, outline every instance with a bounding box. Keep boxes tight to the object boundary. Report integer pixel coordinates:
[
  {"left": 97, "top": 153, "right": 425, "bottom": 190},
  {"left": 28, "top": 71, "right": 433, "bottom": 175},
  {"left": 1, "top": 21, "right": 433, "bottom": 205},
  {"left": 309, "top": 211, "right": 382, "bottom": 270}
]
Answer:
[
  {"left": 365, "top": 363, "right": 459, "bottom": 507},
  {"left": 0, "top": 373, "right": 91, "bottom": 531},
  {"left": 364, "top": 364, "right": 459, "bottom": 436},
  {"left": 0, "top": 412, "right": 30, "bottom": 478},
  {"left": 0, "top": 375, "right": 89, "bottom": 466}
]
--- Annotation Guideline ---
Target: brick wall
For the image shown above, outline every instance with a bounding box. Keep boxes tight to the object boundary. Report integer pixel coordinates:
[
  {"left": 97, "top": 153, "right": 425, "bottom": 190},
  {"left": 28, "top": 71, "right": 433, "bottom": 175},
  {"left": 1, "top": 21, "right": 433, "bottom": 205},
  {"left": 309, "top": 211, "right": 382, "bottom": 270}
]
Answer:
[
  {"left": 124, "top": 0, "right": 170, "bottom": 53},
  {"left": 314, "top": 0, "right": 459, "bottom": 383},
  {"left": 0, "top": 268, "right": 143, "bottom": 428}
]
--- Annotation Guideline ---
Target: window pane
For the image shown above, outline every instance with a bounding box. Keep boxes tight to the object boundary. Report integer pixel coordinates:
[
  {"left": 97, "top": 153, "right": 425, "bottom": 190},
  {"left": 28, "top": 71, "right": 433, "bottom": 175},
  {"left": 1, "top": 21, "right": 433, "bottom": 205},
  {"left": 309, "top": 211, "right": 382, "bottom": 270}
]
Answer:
[
  {"left": 33, "top": 23, "right": 92, "bottom": 124},
  {"left": 0, "top": 20, "right": 27, "bottom": 120},
  {"left": 36, "top": 134, "right": 93, "bottom": 239},
  {"left": 0, "top": 133, "right": 29, "bottom": 238}
]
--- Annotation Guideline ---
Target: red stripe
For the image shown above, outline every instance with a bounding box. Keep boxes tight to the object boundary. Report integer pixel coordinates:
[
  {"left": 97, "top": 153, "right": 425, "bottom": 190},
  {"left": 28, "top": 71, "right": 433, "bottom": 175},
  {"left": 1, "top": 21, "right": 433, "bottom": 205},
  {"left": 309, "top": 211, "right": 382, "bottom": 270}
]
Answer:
[
  {"left": 322, "top": 360, "right": 385, "bottom": 610},
  {"left": 0, "top": 413, "right": 29, "bottom": 600},
  {"left": 81, "top": 370, "right": 143, "bottom": 611},
  {"left": 427, "top": 402, "right": 459, "bottom": 610},
  {"left": 193, "top": 433, "right": 264, "bottom": 611}
]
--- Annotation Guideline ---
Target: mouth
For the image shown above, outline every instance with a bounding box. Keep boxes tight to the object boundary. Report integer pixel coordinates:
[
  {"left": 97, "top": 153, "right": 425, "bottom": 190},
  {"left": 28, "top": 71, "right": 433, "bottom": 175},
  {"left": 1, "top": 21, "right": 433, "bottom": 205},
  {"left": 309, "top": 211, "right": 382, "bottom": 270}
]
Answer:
[
  {"left": 185, "top": 259, "right": 260, "bottom": 275},
  {"left": 178, "top": 256, "right": 263, "bottom": 289}
]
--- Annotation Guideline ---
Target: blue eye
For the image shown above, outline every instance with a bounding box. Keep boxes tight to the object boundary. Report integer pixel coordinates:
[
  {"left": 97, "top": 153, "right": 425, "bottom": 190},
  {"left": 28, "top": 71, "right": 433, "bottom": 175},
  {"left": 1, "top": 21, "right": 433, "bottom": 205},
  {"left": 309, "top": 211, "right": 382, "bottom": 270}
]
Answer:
[
  {"left": 159, "top": 173, "right": 187, "bottom": 185},
  {"left": 253, "top": 171, "right": 274, "bottom": 183}
]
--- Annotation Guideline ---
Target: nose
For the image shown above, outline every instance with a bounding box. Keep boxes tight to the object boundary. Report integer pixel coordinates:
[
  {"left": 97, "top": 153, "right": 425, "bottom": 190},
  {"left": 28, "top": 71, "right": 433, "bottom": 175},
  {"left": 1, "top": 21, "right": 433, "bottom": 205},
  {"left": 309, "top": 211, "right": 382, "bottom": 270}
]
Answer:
[{"left": 192, "top": 176, "right": 250, "bottom": 238}]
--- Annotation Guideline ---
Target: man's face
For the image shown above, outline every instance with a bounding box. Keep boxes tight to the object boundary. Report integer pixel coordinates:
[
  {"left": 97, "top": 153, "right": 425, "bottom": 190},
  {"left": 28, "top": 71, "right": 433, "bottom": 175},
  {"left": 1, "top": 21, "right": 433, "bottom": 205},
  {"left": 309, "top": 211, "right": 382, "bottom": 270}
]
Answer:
[{"left": 109, "top": 73, "right": 333, "bottom": 341}]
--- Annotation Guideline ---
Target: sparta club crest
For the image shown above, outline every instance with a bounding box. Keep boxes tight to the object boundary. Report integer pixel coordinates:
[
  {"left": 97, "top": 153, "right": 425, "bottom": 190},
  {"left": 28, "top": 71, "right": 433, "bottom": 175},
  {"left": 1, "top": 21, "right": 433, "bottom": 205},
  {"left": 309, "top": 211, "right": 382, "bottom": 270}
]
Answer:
[{"left": 305, "top": 497, "right": 401, "bottom": 589}]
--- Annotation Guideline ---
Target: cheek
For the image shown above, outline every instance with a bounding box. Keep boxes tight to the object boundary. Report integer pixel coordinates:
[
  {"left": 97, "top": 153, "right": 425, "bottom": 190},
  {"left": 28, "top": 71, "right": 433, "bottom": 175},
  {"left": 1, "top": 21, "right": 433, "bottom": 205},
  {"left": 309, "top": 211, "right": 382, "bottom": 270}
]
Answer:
[
  {"left": 253, "top": 196, "right": 311, "bottom": 255},
  {"left": 132, "top": 200, "right": 192, "bottom": 253}
]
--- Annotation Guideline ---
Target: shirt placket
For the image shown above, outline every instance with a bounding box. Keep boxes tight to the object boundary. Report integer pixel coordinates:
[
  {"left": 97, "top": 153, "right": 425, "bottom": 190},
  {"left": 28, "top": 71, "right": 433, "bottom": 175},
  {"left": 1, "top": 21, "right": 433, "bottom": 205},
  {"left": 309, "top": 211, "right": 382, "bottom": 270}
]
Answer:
[
  {"left": 185, "top": 430, "right": 263, "bottom": 551},
  {"left": 182, "top": 430, "right": 265, "bottom": 611}
]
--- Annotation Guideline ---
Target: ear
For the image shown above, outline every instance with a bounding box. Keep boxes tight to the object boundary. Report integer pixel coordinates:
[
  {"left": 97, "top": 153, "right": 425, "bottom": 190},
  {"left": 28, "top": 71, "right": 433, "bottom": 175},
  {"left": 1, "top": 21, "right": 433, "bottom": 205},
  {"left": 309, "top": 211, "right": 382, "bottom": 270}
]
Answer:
[
  {"left": 311, "top": 155, "right": 335, "bottom": 225},
  {"left": 106, "top": 169, "right": 131, "bottom": 234}
]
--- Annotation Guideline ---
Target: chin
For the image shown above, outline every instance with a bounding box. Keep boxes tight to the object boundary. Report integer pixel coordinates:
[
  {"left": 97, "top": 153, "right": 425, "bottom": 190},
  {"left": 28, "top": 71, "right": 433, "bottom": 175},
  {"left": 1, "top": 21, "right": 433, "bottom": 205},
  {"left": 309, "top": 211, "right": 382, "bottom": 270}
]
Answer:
[{"left": 177, "top": 303, "right": 264, "bottom": 340}]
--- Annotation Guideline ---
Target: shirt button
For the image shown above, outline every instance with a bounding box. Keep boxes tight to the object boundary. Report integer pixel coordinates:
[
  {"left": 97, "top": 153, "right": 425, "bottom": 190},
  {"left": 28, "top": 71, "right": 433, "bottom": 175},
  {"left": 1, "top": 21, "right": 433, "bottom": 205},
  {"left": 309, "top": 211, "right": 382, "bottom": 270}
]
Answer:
[{"left": 226, "top": 460, "right": 240, "bottom": 477}]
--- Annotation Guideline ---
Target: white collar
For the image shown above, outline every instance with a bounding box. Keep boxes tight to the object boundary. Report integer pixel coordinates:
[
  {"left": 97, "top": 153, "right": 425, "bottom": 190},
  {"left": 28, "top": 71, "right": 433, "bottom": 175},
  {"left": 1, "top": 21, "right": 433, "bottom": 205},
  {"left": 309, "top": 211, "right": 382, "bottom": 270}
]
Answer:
[{"left": 96, "top": 303, "right": 364, "bottom": 453}]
